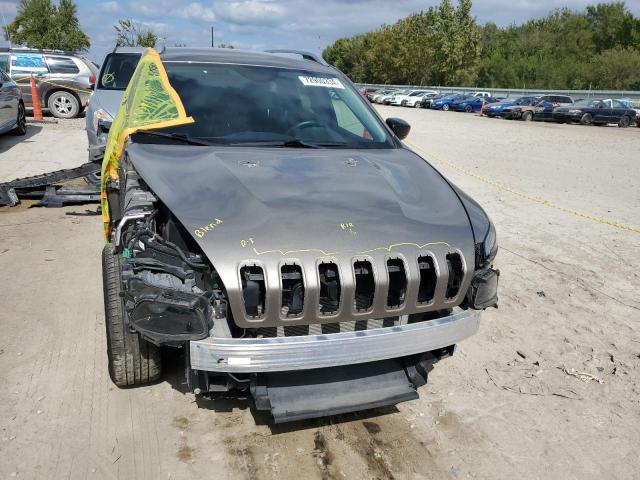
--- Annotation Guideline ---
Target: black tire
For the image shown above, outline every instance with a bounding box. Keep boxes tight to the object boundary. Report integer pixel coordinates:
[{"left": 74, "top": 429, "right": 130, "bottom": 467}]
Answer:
[
  {"left": 47, "top": 91, "right": 80, "bottom": 118},
  {"left": 442, "top": 104, "right": 450, "bottom": 111},
  {"left": 580, "top": 113, "right": 593, "bottom": 125},
  {"left": 10, "top": 102, "right": 27, "bottom": 136},
  {"left": 522, "top": 111, "right": 533, "bottom": 122},
  {"left": 102, "top": 243, "right": 161, "bottom": 387},
  {"left": 414, "top": 102, "right": 421, "bottom": 108},
  {"left": 618, "top": 115, "right": 630, "bottom": 128},
  {"left": 465, "top": 105, "right": 473, "bottom": 113}
]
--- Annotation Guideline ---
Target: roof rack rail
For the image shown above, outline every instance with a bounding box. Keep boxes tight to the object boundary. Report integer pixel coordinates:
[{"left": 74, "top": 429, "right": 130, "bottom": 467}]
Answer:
[
  {"left": 0, "top": 46, "right": 79, "bottom": 56},
  {"left": 265, "top": 49, "right": 329, "bottom": 66}
]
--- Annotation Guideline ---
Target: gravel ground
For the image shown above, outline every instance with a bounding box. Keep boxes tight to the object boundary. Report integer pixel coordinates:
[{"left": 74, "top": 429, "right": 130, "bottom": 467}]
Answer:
[{"left": 0, "top": 108, "right": 638, "bottom": 480}]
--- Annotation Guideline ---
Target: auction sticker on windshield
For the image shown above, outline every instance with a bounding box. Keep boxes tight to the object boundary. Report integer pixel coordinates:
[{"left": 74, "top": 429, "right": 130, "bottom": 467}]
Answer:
[{"left": 298, "top": 76, "right": 345, "bottom": 89}]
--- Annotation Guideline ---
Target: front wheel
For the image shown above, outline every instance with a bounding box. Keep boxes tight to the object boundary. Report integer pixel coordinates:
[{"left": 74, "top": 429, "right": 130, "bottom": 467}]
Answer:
[
  {"left": 102, "top": 243, "right": 162, "bottom": 387},
  {"left": 11, "top": 103, "right": 27, "bottom": 136},
  {"left": 618, "top": 115, "right": 630, "bottom": 128},
  {"left": 522, "top": 111, "right": 533, "bottom": 122},
  {"left": 465, "top": 105, "right": 473, "bottom": 113},
  {"left": 442, "top": 104, "right": 450, "bottom": 111},
  {"left": 580, "top": 113, "right": 593, "bottom": 125},
  {"left": 47, "top": 91, "right": 80, "bottom": 118}
]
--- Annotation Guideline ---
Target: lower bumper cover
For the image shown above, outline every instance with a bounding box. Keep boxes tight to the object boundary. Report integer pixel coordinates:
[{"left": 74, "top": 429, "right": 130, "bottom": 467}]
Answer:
[{"left": 190, "top": 309, "right": 480, "bottom": 373}]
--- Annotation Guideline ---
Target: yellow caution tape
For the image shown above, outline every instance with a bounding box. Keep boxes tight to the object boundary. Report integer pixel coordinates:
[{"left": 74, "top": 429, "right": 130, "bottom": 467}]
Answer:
[
  {"left": 12, "top": 75, "right": 92, "bottom": 95},
  {"left": 405, "top": 140, "right": 640, "bottom": 235}
]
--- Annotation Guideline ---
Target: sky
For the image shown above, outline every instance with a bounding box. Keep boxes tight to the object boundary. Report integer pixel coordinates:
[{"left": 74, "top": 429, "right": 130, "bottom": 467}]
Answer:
[{"left": 1, "top": 0, "right": 639, "bottom": 63}]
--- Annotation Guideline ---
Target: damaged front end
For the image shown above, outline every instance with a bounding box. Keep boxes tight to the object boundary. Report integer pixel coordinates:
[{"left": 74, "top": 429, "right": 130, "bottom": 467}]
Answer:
[
  {"left": 109, "top": 166, "right": 227, "bottom": 348},
  {"left": 105, "top": 146, "right": 499, "bottom": 422}
]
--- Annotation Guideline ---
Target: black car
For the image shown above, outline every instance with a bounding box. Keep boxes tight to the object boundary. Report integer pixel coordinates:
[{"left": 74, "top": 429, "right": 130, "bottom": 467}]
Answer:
[
  {"left": 552, "top": 99, "right": 637, "bottom": 127},
  {"left": 420, "top": 94, "right": 445, "bottom": 108},
  {"left": 100, "top": 48, "right": 499, "bottom": 423}
]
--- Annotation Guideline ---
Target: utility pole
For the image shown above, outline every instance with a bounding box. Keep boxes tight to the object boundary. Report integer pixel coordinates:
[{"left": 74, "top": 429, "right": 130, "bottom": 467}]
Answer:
[{"left": 211, "top": 26, "right": 214, "bottom": 48}]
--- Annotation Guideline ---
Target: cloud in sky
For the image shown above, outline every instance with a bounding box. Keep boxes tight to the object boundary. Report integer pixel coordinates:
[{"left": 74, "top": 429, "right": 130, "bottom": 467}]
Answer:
[{"left": 1, "top": 0, "right": 639, "bottom": 62}]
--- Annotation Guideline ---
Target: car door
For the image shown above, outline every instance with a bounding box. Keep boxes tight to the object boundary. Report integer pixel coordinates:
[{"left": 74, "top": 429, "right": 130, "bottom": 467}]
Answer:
[
  {"left": 0, "top": 69, "right": 13, "bottom": 129},
  {"left": 593, "top": 99, "right": 612, "bottom": 123},
  {"left": 610, "top": 100, "right": 628, "bottom": 122}
]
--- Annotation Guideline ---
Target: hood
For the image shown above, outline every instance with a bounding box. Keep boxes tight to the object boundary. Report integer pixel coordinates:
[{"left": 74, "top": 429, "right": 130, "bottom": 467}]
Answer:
[
  {"left": 128, "top": 144, "right": 476, "bottom": 327},
  {"left": 90, "top": 89, "right": 126, "bottom": 118}
]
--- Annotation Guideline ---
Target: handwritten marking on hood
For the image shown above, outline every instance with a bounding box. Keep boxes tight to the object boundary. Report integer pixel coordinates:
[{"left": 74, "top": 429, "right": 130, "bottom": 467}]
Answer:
[{"left": 194, "top": 218, "right": 223, "bottom": 238}]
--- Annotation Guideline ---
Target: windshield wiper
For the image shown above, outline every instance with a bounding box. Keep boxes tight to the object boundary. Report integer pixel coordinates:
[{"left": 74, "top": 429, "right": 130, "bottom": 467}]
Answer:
[
  {"left": 230, "top": 139, "right": 348, "bottom": 149},
  {"left": 132, "top": 130, "right": 212, "bottom": 146}
]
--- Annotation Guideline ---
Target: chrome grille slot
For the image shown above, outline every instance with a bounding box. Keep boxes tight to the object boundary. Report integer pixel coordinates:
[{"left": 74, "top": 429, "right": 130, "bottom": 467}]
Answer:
[
  {"left": 353, "top": 260, "right": 375, "bottom": 311},
  {"left": 280, "top": 264, "right": 304, "bottom": 317},
  {"left": 386, "top": 258, "right": 407, "bottom": 308},
  {"left": 318, "top": 262, "right": 341, "bottom": 314},
  {"left": 240, "top": 265, "right": 265, "bottom": 318},
  {"left": 445, "top": 252, "right": 464, "bottom": 299},
  {"left": 417, "top": 255, "right": 437, "bottom": 304}
]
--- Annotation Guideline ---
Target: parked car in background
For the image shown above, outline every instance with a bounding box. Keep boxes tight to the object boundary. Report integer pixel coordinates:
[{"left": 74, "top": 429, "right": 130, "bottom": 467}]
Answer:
[
  {"left": 360, "top": 87, "right": 379, "bottom": 98},
  {"left": 0, "top": 48, "right": 98, "bottom": 118},
  {"left": 502, "top": 95, "right": 573, "bottom": 121},
  {"left": 483, "top": 96, "right": 539, "bottom": 117},
  {"left": 391, "top": 89, "right": 438, "bottom": 106},
  {"left": 377, "top": 89, "right": 408, "bottom": 105},
  {"left": 410, "top": 92, "right": 439, "bottom": 107},
  {"left": 0, "top": 67, "right": 27, "bottom": 135},
  {"left": 453, "top": 96, "right": 500, "bottom": 113},
  {"left": 86, "top": 47, "right": 143, "bottom": 162},
  {"left": 552, "top": 98, "right": 637, "bottom": 127},
  {"left": 471, "top": 91, "right": 492, "bottom": 98},
  {"left": 431, "top": 94, "right": 465, "bottom": 111},
  {"left": 420, "top": 94, "right": 445, "bottom": 108},
  {"left": 369, "top": 88, "right": 396, "bottom": 102}
]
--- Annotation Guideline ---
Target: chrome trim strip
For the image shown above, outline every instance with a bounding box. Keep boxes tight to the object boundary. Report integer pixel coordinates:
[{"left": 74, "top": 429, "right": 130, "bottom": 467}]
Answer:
[{"left": 190, "top": 309, "right": 480, "bottom": 373}]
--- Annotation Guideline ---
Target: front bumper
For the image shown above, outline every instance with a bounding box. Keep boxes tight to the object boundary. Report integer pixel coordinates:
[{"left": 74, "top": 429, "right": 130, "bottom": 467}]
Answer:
[{"left": 190, "top": 308, "right": 480, "bottom": 373}]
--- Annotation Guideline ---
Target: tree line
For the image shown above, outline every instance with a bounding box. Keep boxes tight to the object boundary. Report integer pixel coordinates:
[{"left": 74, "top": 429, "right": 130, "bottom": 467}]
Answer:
[
  {"left": 3, "top": 0, "right": 159, "bottom": 51},
  {"left": 322, "top": 1, "right": 640, "bottom": 90}
]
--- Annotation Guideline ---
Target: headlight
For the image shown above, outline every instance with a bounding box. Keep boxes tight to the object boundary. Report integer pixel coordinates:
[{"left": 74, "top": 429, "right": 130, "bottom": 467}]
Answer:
[
  {"left": 482, "top": 220, "right": 498, "bottom": 265},
  {"left": 92, "top": 108, "right": 113, "bottom": 131}
]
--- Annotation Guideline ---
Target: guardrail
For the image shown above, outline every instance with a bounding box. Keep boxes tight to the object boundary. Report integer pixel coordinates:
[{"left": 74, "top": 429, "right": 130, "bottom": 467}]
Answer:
[{"left": 355, "top": 83, "right": 640, "bottom": 103}]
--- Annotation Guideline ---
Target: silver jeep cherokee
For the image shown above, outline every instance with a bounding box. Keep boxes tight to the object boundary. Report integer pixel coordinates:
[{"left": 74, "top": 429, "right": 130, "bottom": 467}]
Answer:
[{"left": 102, "top": 48, "right": 499, "bottom": 423}]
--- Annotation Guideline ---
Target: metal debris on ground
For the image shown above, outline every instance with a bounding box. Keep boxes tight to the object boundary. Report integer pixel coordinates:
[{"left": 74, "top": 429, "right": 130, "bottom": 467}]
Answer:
[{"left": 0, "top": 162, "right": 101, "bottom": 207}]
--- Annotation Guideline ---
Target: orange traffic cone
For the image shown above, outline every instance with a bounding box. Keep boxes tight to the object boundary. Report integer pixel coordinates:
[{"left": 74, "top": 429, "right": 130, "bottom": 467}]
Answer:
[{"left": 30, "top": 75, "right": 43, "bottom": 121}]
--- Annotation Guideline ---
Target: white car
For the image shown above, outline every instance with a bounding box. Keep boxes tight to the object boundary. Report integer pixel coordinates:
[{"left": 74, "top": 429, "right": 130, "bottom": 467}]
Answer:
[
  {"left": 404, "top": 91, "right": 440, "bottom": 107},
  {"left": 390, "top": 89, "right": 438, "bottom": 106},
  {"left": 471, "top": 91, "right": 492, "bottom": 98}
]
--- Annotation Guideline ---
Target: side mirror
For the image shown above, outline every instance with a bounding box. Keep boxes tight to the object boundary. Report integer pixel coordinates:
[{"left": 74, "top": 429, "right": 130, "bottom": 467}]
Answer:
[
  {"left": 386, "top": 117, "right": 410, "bottom": 140},
  {"left": 97, "top": 118, "right": 112, "bottom": 134}
]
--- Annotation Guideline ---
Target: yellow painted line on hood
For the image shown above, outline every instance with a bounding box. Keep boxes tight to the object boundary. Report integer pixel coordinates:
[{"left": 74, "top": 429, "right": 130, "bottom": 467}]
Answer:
[{"left": 405, "top": 140, "right": 640, "bottom": 235}]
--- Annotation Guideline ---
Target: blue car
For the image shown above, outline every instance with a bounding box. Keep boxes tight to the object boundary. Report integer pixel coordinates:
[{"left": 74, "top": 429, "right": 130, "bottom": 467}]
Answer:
[
  {"left": 453, "top": 96, "right": 500, "bottom": 113},
  {"left": 483, "top": 96, "right": 538, "bottom": 117},
  {"left": 431, "top": 94, "right": 465, "bottom": 111}
]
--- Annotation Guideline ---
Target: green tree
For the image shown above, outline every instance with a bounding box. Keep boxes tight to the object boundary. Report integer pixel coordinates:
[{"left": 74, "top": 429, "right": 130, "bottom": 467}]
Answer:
[
  {"left": 3, "top": 0, "right": 89, "bottom": 51},
  {"left": 114, "top": 19, "right": 158, "bottom": 48}
]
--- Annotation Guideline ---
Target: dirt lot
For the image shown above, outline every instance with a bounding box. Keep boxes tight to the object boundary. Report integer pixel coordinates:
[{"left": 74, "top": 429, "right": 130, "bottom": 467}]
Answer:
[{"left": 1, "top": 109, "right": 638, "bottom": 480}]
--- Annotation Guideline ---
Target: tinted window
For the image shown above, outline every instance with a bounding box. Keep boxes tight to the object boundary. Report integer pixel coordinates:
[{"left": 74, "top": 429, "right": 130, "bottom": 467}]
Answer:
[
  {"left": 160, "top": 62, "right": 394, "bottom": 148},
  {"left": 98, "top": 53, "right": 140, "bottom": 90},
  {"left": 45, "top": 56, "right": 79, "bottom": 74}
]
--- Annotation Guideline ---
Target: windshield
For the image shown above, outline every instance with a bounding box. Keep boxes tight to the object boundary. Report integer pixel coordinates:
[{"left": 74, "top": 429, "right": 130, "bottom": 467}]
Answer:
[
  {"left": 573, "top": 99, "right": 602, "bottom": 108},
  {"left": 156, "top": 62, "right": 394, "bottom": 148},
  {"left": 98, "top": 53, "right": 140, "bottom": 90}
]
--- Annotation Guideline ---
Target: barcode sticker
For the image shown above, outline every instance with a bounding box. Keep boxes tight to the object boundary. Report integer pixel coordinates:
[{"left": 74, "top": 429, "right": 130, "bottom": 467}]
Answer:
[{"left": 298, "top": 76, "right": 345, "bottom": 89}]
